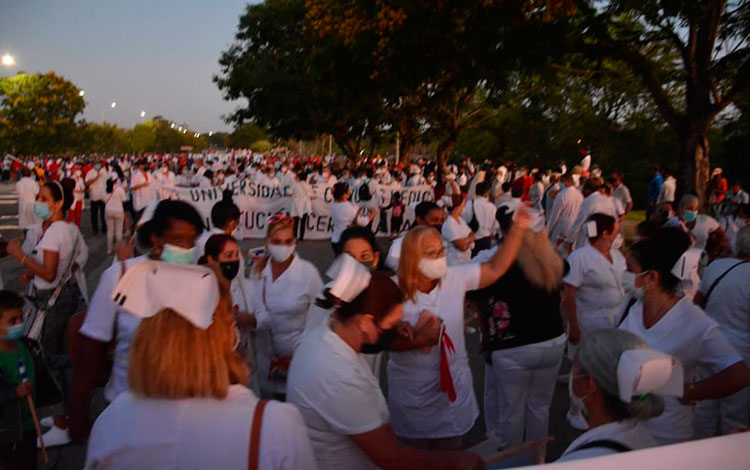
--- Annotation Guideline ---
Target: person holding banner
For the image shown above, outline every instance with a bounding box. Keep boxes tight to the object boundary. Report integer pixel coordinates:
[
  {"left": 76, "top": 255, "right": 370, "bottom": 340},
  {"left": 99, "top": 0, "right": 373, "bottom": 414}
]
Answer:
[
  {"left": 387, "top": 207, "right": 531, "bottom": 451},
  {"left": 618, "top": 228, "right": 750, "bottom": 444},
  {"left": 252, "top": 214, "right": 323, "bottom": 398},
  {"left": 558, "top": 329, "right": 681, "bottom": 461}
]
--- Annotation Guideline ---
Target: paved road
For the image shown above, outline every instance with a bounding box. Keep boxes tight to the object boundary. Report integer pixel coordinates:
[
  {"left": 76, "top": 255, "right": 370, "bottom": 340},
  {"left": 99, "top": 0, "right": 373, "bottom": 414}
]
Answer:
[{"left": 0, "top": 182, "right": 581, "bottom": 468}]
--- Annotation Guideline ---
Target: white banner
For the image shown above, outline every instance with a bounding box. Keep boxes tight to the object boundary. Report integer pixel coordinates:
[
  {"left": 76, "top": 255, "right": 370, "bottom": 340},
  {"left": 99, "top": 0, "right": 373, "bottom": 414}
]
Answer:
[{"left": 172, "top": 181, "right": 435, "bottom": 240}]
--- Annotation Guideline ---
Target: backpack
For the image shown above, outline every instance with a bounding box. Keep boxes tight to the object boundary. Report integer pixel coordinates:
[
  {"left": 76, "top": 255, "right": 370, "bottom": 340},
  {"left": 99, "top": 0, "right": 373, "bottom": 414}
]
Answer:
[{"left": 358, "top": 179, "right": 372, "bottom": 201}]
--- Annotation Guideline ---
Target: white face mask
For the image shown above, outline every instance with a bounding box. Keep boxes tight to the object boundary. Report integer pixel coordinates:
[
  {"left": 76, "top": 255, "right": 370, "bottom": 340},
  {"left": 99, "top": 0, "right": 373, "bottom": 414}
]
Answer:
[
  {"left": 267, "top": 243, "right": 295, "bottom": 263},
  {"left": 568, "top": 372, "right": 589, "bottom": 429},
  {"left": 419, "top": 256, "right": 447, "bottom": 279},
  {"left": 621, "top": 271, "right": 635, "bottom": 294}
]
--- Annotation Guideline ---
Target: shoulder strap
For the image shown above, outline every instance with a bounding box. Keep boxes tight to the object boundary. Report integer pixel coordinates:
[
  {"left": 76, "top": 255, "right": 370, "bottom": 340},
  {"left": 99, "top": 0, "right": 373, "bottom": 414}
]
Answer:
[
  {"left": 617, "top": 296, "right": 638, "bottom": 327},
  {"left": 575, "top": 439, "right": 632, "bottom": 453},
  {"left": 701, "top": 261, "right": 748, "bottom": 308},
  {"left": 248, "top": 399, "right": 269, "bottom": 470}
]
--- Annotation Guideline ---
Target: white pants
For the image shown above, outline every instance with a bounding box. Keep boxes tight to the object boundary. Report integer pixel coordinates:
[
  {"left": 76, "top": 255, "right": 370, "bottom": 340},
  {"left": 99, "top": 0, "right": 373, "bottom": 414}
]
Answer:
[
  {"left": 105, "top": 212, "right": 124, "bottom": 252},
  {"left": 484, "top": 337, "right": 565, "bottom": 449}
]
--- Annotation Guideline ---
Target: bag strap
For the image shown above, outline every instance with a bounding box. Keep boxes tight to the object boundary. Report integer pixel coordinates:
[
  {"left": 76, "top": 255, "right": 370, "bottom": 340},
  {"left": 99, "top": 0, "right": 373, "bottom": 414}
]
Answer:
[
  {"left": 574, "top": 439, "right": 632, "bottom": 453},
  {"left": 248, "top": 399, "right": 269, "bottom": 470},
  {"left": 701, "top": 261, "right": 748, "bottom": 308},
  {"left": 617, "top": 296, "right": 638, "bottom": 327}
]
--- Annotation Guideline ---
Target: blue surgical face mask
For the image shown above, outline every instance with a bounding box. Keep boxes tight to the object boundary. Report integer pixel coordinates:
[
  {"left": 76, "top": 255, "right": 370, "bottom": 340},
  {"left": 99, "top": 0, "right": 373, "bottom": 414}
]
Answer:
[
  {"left": 33, "top": 201, "right": 52, "bottom": 220},
  {"left": 683, "top": 210, "right": 697, "bottom": 223},
  {"left": 1, "top": 324, "right": 24, "bottom": 341},
  {"left": 160, "top": 243, "right": 196, "bottom": 265}
]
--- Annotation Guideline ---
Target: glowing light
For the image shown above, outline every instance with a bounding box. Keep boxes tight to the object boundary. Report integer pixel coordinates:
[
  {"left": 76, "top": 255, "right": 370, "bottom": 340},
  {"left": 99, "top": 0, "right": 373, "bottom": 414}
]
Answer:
[
  {"left": 178, "top": 126, "right": 183, "bottom": 131},
  {"left": 79, "top": 90, "right": 85, "bottom": 97},
  {"left": 1, "top": 54, "right": 15, "bottom": 66},
  {"left": 208, "top": 131, "right": 213, "bottom": 137},
  {"left": 111, "top": 102, "right": 117, "bottom": 108},
  {"left": 170, "top": 123, "right": 175, "bottom": 129},
  {"left": 140, "top": 111, "right": 146, "bottom": 117}
]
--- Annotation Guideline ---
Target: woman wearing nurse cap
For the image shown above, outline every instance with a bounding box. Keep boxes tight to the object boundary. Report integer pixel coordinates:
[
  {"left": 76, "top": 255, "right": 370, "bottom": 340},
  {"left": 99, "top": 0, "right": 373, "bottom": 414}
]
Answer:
[
  {"left": 618, "top": 227, "right": 750, "bottom": 444},
  {"left": 85, "top": 261, "right": 317, "bottom": 469},
  {"left": 559, "top": 329, "right": 684, "bottom": 461}
]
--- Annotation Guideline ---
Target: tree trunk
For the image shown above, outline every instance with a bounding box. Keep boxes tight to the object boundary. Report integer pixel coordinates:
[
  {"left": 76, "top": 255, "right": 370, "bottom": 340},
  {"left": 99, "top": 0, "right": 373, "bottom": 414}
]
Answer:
[
  {"left": 678, "top": 129, "right": 711, "bottom": 209},
  {"left": 436, "top": 134, "right": 458, "bottom": 175}
]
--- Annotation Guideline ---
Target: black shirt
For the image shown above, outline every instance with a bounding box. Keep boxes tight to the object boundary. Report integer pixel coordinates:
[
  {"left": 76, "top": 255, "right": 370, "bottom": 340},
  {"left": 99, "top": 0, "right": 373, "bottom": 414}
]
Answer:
[{"left": 471, "top": 262, "right": 564, "bottom": 360}]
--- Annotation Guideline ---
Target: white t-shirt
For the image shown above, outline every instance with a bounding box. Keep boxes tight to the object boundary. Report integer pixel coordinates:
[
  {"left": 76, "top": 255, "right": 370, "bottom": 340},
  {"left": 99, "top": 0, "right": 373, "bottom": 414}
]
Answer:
[
  {"left": 15, "top": 176, "right": 39, "bottom": 203},
  {"left": 330, "top": 201, "right": 359, "bottom": 243},
  {"left": 79, "top": 256, "right": 148, "bottom": 402},
  {"left": 130, "top": 170, "right": 156, "bottom": 211},
  {"left": 547, "top": 186, "right": 583, "bottom": 246},
  {"left": 566, "top": 192, "right": 618, "bottom": 248},
  {"left": 85, "top": 169, "right": 107, "bottom": 201},
  {"left": 388, "top": 264, "right": 481, "bottom": 438},
  {"left": 85, "top": 385, "right": 317, "bottom": 470},
  {"left": 288, "top": 324, "right": 388, "bottom": 470},
  {"left": 665, "top": 215, "right": 720, "bottom": 251},
  {"left": 104, "top": 186, "right": 127, "bottom": 215},
  {"left": 612, "top": 183, "right": 632, "bottom": 209},
  {"left": 24, "top": 221, "right": 83, "bottom": 290},
  {"left": 442, "top": 216, "right": 473, "bottom": 265},
  {"left": 385, "top": 235, "right": 404, "bottom": 271},
  {"left": 618, "top": 297, "right": 742, "bottom": 443},
  {"left": 564, "top": 245, "right": 625, "bottom": 333},
  {"left": 473, "top": 196, "right": 499, "bottom": 238},
  {"left": 698, "top": 258, "right": 750, "bottom": 359}
]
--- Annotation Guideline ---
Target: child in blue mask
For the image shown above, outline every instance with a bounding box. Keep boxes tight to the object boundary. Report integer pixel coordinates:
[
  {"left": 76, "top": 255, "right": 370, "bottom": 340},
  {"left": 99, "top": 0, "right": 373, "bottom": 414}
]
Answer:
[{"left": 0, "top": 290, "right": 63, "bottom": 467}]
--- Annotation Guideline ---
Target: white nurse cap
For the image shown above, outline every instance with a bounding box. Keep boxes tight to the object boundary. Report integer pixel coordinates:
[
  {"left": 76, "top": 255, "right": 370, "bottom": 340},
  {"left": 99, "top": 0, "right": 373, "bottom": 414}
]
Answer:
[
  {"left": 617, "top": 349, "right": 684, "bottom": 403},
  {"left": 325, "top": 254, "right": 372, "bottom": 304},
  {"left": 670, "top": 247, "right": 702, "bottom": 281},
  {"left": 112, "top": 261, "right": 220, "bottom": 329}
]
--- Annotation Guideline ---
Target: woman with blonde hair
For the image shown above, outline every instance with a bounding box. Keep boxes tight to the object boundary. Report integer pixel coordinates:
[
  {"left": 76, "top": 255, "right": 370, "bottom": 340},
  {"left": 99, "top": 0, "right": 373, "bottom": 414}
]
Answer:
[
  {"left": 387, "top": 206, "right": 532, "bottom": 450},
  {"left": 472, "top": 206, "right": 566, "bottom": 450},
  {"left": 252, "top": 214, "right": 322, "bottom": 398},
  {"left": 85, "top": 262, "right": 317, "bottom": 469}
]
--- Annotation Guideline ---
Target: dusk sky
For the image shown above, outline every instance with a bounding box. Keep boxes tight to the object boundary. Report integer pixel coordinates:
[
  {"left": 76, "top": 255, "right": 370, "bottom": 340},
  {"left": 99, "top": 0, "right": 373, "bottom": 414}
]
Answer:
[{"left": 0, "top": 0, "right": 260, "bottom": 133}]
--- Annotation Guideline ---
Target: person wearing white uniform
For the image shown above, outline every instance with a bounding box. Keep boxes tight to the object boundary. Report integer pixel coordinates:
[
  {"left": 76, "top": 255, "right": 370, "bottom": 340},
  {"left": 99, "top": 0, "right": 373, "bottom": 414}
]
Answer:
[
  {"left": 692, "top": 226, "right": 750, "bottom": 438},
  {"left": 103, "top": 178, "right": 129, "bottom": 254},
  {"left": 546, "top": 174, "right": 583, "bottom": 251},
  {"left": 85, "top": 162, "right": 107, "bottom": 234},
  {"left": 288, "top": 262, "right": 484, "bottom": 470},
  {"left": 618, "top": 227, "right": 750, "bottom": 444},
  {"left": 289, "top": 170, "right": 313, "bottom": 241},
  {"left": 472, "top": 182, "right": 499, "bottom": 254},
  {"left": 330, "top": 182, "right": 371, "bottom": 255},
  {"left": 565, "top": 178, "right": 619, "bottom": 252},
  {"left": 559, "top": 329, "right": 683, "bottom": 461},
  {"left": 252, "top": 214, "right": 323, "bottom": 398},
  {"left": 388, "top": 209, "right": 532, "bottom": 449},
  {"left": 385, "top": 201, "right": 446, "bottom": 271},
  {"left": 200, "top": 233, "right": 261, "bottom": 395},
  {"left": 130, "top": 160, "right": 156, "bottom": 220},
  {"left": 72, "top": 200, "right": 205, "bottom": 442},
  {"left": 563, "top": 213, "right": 626, "bottom": 344},
  {"left": 442, "top": 195, "right": 475, "bottom": 266},
  {"left": 15, "top": 167, "right": 39, "bottom": 230},
  {"left": 665, "top": 194, "right": 723, "bottom": 251},
  {"left": 6, "top": 180, "right": 89, "bottom": 447},
  {"left": 155, "top": 163, "right": 177, "bottom": 200},
  {"left": 85, "top": 261, "right": 317, "bottom": 470},
  {"left": 610, "top": 171, "right": 633, "bottom": 215}
]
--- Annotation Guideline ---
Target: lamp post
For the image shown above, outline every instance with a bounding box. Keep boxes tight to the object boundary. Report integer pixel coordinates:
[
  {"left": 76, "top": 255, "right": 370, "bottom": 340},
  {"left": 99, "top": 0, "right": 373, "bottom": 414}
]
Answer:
[{"left": 1, "top": 54, "right": 14, "bottom": 66}]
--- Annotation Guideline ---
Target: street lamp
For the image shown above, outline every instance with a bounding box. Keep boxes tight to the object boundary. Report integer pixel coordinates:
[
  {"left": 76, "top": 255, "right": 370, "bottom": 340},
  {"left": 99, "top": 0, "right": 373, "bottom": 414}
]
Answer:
[
  {"left": 79, "top": 90, "right": 85, "bottom": 97},
  {"left": 111, "top": 102, "right": 117, "bottom": 108},
  {"left": 1, "top": 54, "right": 14, "bottom": 66},
  {"left": 140, "top": 111, "right": 146, "bottom": 117},
  {"left": 178, "top": 126, "right": 183, "bottom": 131},
  {"left": 208, "top": 131, "right": 213, "bottom": 137},
  {"left": 170, "top": 123, "right": 175, "bottom": 128}
]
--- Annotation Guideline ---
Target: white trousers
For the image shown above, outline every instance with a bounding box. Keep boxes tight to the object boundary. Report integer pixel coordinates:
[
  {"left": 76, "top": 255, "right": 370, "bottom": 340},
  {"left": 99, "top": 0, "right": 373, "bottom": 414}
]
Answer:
[
  {"left": 105, "top": 212, "right": 124, "bottom": 252},
  {"left": 484, "top": 338, "right": 565, "bottom": 449}
]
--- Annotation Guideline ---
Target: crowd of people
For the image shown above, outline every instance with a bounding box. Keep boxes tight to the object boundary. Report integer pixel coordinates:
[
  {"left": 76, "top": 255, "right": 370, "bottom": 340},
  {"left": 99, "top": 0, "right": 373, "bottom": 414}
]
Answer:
[{"left": 0, "top": 149, "right": 747, "bottom": 469}]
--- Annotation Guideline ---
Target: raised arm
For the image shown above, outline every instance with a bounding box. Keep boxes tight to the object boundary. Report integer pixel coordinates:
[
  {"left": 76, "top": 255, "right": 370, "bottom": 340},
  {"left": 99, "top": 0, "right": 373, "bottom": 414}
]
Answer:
[{"left": 477, "top": 207, "right": 531, "bottom": 289}]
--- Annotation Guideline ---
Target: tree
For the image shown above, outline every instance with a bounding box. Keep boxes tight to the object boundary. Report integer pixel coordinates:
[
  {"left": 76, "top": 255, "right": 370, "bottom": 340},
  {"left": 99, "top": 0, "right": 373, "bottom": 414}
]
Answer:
[
  {"left": 0, "top": 71, "right": 85, "bottom": 154},
  {"left": 227, "top": 123, "right": 267, "bottom": 149},
  {"left": 215, "top": 0, "right": 386, "bottom": 160},
  {"left": 570, "top": 0, "right": 750, "bottom": 203}
]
